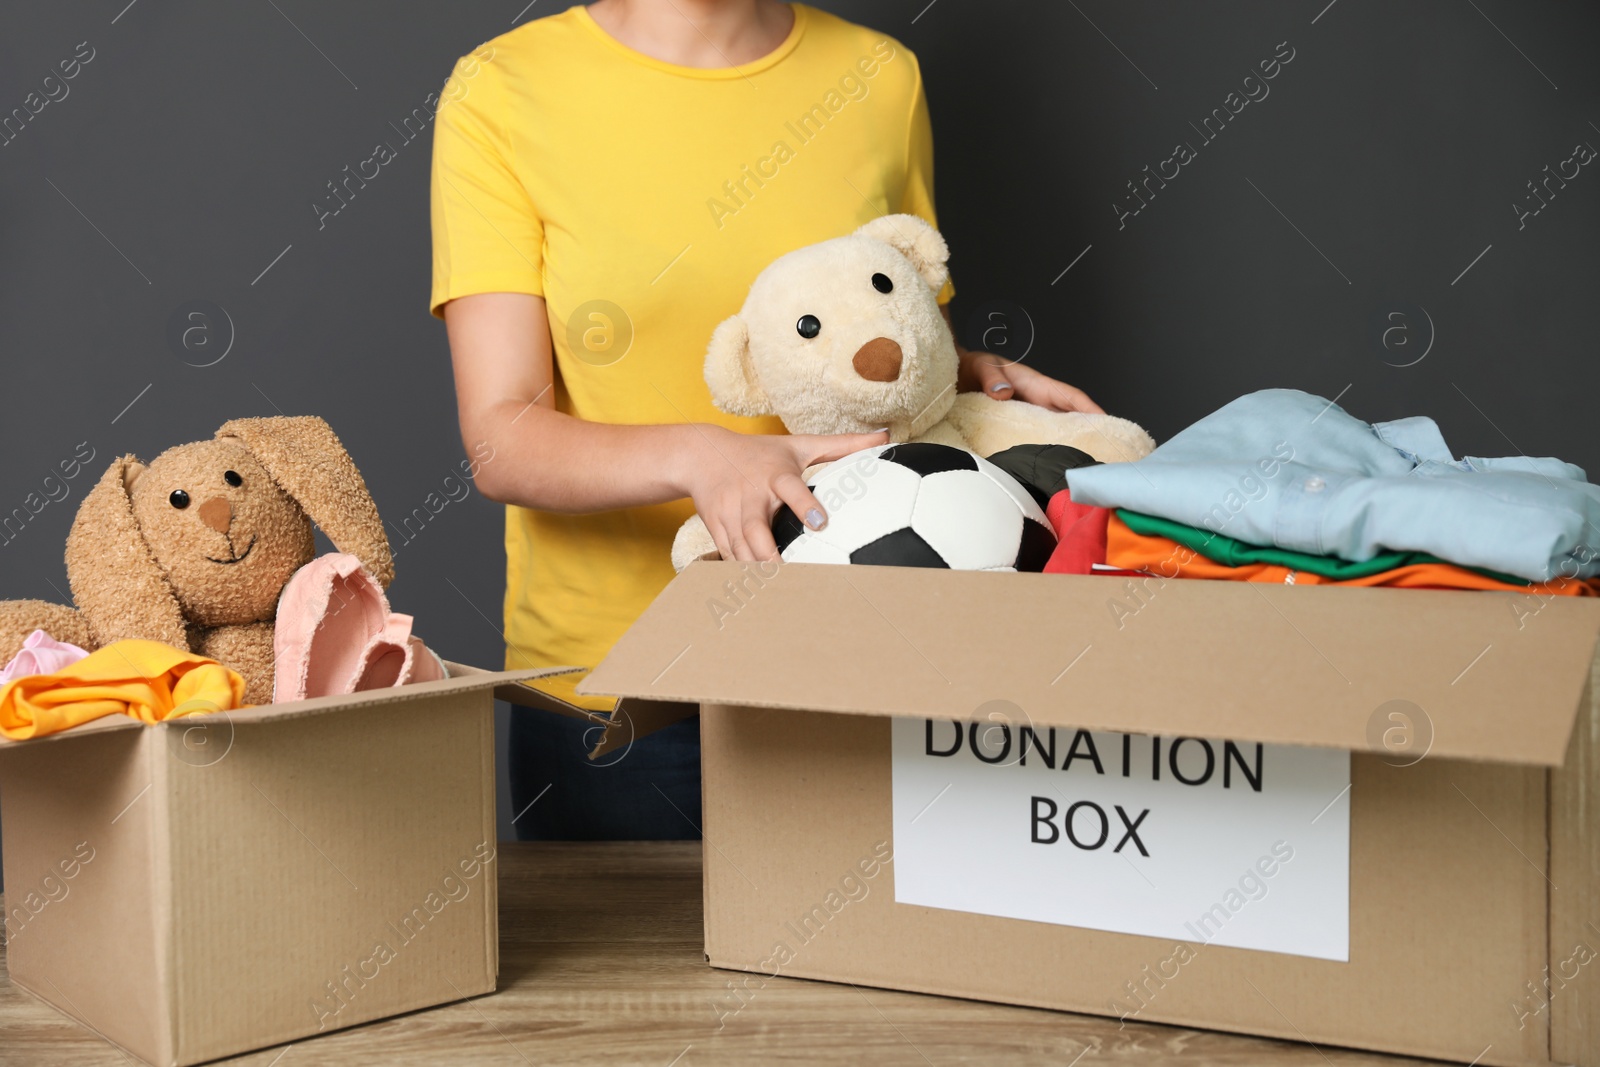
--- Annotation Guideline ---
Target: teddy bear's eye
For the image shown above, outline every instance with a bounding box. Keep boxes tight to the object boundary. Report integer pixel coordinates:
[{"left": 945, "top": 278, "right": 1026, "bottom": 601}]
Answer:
[
  {"left": 169, "top": 489, "right": 191, "bottom": 509},
  {"left": 224, "top": 470, "right": 243, "bottom": 487},
  {"left": 796, "top": 315, "right": 821, "bottom": 339},
  {"left": 871, "top": 273, "right": 893, "bottom": 293}
]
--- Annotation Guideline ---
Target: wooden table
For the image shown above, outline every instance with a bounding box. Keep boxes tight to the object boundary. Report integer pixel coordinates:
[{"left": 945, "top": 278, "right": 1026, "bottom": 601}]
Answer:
[{"left": 1, "top": 842, "right": 1438, "bottom": 1066}]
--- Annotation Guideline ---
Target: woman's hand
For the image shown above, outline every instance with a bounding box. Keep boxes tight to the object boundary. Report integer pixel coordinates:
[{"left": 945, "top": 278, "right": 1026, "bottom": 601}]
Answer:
[
  {"left": 940, "top": 304, "right": 1105, "bottom": 414},
  {"left": 673, "top": 425, "right": 889, "bottom": 562},
  {"left": 957, "top": 350, "right": 1106, "bottom": 415}
]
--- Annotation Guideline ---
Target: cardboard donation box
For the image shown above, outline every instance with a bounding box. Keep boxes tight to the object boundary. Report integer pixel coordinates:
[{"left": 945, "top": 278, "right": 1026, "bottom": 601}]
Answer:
[
  {"left": 0, "top": 663, "right": 573, "bottom": 1067},
  {"left": 585, "top": 561, "right": 1600, "bottom": 1067}
]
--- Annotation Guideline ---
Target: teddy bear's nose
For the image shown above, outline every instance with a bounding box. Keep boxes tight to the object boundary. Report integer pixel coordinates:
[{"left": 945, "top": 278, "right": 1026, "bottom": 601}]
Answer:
[
  {"left": 852, "top": 337, "right": 903, "bottom": 383},
  {"left": 197, "top": 496, "right": 233, "bottom": 534}
]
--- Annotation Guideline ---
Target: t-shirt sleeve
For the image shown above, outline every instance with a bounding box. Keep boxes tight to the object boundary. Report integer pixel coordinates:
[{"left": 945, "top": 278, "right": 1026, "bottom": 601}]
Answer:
[
  {"left": 429, "top": 53, "right": 545, "bottom": 317},
  {"left": 900, "top": 55, "right": 955, "bottom": 306}
]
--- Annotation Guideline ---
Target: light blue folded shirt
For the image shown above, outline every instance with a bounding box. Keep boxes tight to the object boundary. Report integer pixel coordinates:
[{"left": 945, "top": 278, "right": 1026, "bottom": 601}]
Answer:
[{"left": 1066, "top": 389, "right": 1600, "bottom": 583}]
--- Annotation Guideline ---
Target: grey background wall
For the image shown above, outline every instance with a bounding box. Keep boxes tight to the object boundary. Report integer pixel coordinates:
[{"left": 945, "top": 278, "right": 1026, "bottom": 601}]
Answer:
[{"left": 0, "top": 1, "right": 1595, "bottom": 880}]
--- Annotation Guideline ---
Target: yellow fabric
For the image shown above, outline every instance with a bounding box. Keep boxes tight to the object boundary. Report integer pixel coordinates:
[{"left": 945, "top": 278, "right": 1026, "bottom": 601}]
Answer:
[
  {"left": 430, "top": 4, "right": 952, "bottom": 694},
  {"left": 0, "top": 640, "right": 247, "bottom": 742}
]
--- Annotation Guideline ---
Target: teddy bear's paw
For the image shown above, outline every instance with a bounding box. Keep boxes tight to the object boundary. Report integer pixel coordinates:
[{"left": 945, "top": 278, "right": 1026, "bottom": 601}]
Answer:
[
  {"left": 1076, "top": 415, "right": 1157, "bottom": 463},
  {"left": 672, "top": 515, "right": 720, "bottom": 573},
  {"left": 944, "top": 394, "right": 1156, "bottom": 463}
]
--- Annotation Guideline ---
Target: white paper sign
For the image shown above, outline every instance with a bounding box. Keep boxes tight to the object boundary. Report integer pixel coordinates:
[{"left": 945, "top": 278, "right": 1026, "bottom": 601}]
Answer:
[{"left": 891, "top": 717, "right": 1350, "bottom": 961}]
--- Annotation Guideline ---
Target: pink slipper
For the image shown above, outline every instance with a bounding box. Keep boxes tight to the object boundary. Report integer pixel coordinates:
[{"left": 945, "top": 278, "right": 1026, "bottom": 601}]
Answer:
[
  {"left": 351, "top": 614, "right": 445, "bottom": 691},
  {"left": 274, "top": 554, "right": 446, "bottom": 702}
]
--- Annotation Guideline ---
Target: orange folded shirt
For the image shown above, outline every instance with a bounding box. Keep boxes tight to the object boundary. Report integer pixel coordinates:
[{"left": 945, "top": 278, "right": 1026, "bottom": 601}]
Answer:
[
  {"left": 1105, "top": 516, "right": 1600, "bottom": 597},
  {"left": 0, "top": 640, "right": 247, "bottom": 742}
]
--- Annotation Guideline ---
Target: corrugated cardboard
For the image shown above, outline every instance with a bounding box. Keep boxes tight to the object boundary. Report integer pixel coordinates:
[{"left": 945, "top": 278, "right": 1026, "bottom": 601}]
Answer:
[
  {"left": 492, "top": 675, "right": 696, "bottom": 760},
  {"left": 584, "top": 561, "right": 1600, "bottom": 1067},
  {"left": 0, "top": 663, "right": 573, "bottom": 1067}
]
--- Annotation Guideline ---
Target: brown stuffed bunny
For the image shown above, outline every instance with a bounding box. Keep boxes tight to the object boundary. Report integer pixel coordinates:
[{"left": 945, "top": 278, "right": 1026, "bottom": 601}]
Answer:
[{"left": 0, "top": 417, "right": 392, "bottom": 705}]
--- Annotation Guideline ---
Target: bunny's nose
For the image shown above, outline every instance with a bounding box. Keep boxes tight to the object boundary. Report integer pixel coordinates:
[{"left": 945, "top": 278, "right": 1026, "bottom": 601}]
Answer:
[
  {"left": 852, "top": 337, "right": 903, "bottom": 383},
  {"left": 197, "top": 496, "right": 232, "bottom": 534}
]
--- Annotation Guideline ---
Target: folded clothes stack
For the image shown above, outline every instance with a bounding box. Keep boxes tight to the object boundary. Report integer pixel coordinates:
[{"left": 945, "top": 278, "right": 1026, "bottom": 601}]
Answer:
[{"left": 1060, "top": 388, "right": 1600, "bottom": 595}]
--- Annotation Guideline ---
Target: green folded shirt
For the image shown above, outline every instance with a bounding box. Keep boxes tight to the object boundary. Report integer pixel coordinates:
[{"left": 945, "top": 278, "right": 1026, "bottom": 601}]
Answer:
[{"left": 1114, "top": 509, "right": 1526, "bottom": 585}]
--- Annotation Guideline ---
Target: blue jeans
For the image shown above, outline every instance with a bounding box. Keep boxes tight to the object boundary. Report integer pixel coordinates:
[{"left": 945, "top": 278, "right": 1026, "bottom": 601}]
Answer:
[{"left": 506, "top": 708, "right": 703, "bottom": 841}]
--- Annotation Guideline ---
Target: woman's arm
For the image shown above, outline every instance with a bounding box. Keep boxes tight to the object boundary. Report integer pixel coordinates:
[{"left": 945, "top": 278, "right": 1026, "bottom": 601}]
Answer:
[
  {"left": 445, "top": 292, "right": 886, "bottom": 561},
  {"left": 943, "top": 306, "right": 1106, "bottom": 415},
  {"left": 447, "top": 292, "right": 690, "bottom": 511}
]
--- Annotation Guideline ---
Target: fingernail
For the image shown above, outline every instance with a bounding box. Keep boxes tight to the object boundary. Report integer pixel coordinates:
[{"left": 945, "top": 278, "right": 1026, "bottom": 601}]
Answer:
[
  {"left": 870, "top": 427, "right": 889, "bottom": 434},
  {"left": 990, "top": 382, "right": 1012, "bottom": 393},
  {"left": 805, "top": 508, "right": 826, "bottom": 530}
]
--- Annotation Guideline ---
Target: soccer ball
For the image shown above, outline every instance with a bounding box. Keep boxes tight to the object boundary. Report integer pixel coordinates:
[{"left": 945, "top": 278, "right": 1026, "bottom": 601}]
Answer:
[{"left": 772, "top": 443, "right": 1056, "bottom": 571}]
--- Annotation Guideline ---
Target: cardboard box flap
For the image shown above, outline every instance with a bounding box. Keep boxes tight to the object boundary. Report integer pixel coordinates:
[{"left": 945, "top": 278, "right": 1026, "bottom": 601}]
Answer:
[
  {"left": 492, "top": 674, "right": 605, "bottom": 721},
  {"left": 582, "top": 561, "right": 1600, "bottom": 766},
  {"left": 494, "top": 671, "right": 695, "bottom": 759},
  {"left": 0, "top": 665, "right": 578, "bottom": 750},
  {"left": 217, "top": 664, "right": 579, "bottom": 727}
]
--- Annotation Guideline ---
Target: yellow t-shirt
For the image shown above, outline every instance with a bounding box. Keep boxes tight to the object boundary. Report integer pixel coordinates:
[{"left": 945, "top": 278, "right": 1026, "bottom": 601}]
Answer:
[{"left": 430, "top": 3, "right": 951, "bottom": 705}]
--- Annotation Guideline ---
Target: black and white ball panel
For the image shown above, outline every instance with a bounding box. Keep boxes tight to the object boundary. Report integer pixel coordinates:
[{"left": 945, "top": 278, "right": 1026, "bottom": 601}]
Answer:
[
  {"left": 772, "top": 498, "right": 810, "bottom": 556},
  {"left": 770, "top": 442, "right": 1056, "bottom": 571},
  {"left": 778, "top": 456, "right": 924, "bottom": 565},
  {"left": 878, "top": 441, "right": 978, "bottom": 476},
  {"left": 850, "top": 527, "right": 948, "bottom": 568},
  {"left": 1016, "top": 517, "right": 1058, "bottom": 572},
  {"left": 909, "top": 465, "right": 1025, "bottom": 570}
]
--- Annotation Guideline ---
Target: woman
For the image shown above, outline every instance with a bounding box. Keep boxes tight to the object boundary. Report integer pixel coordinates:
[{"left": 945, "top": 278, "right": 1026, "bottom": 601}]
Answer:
[{"left": 431, "top": 0, "right": 1102, "bottom": 839}]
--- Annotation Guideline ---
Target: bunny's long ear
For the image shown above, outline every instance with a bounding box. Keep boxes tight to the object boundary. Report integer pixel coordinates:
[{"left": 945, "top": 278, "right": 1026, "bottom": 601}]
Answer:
[
  {"left": 703, "top": 314, "right": 772, "bottom": 417},
  {"left": 66, "top": 456, "right": 191, "bottom": 650},
  {"left": 853, "top": 214, "right": 950, "bottom": 293},
  {"left": 217, "top": 417, "right": 395, "bottom": 589}
]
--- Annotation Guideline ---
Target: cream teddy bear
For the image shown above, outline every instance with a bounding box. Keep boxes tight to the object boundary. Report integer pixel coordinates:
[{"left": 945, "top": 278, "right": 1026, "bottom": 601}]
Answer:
[{"left": 671, "top": 214, "right": 1155, "bottom": 570}]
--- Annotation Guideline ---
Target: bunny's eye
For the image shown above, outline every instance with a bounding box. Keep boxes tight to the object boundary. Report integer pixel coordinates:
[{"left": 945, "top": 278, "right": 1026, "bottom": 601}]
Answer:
[
  {"left": 224, "top": 470, "right": 243, "bottom": 487},
  {"left": 796, "top": 314, "right": 821, "bottom": 339},
  {"left": 169, "top": 490, "right": 191, "bottom": 509},
  {"left": 871, "top": 273, "right": 893, "bottom": 293}
]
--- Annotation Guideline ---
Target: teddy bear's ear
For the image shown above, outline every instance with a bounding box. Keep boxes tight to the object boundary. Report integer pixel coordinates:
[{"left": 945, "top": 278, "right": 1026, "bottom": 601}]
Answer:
[
  {"left": 216, "top": 417, "right": 395, "bottom": 589},
  {"left": 65, "top": 455, "right": 191, "bottom": 651},
  {"left": 703, "top": 314, "right": 773, "bottom": 417},
  {"left": 854, "top": 214, "right": 950, "bottom": 293}
]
